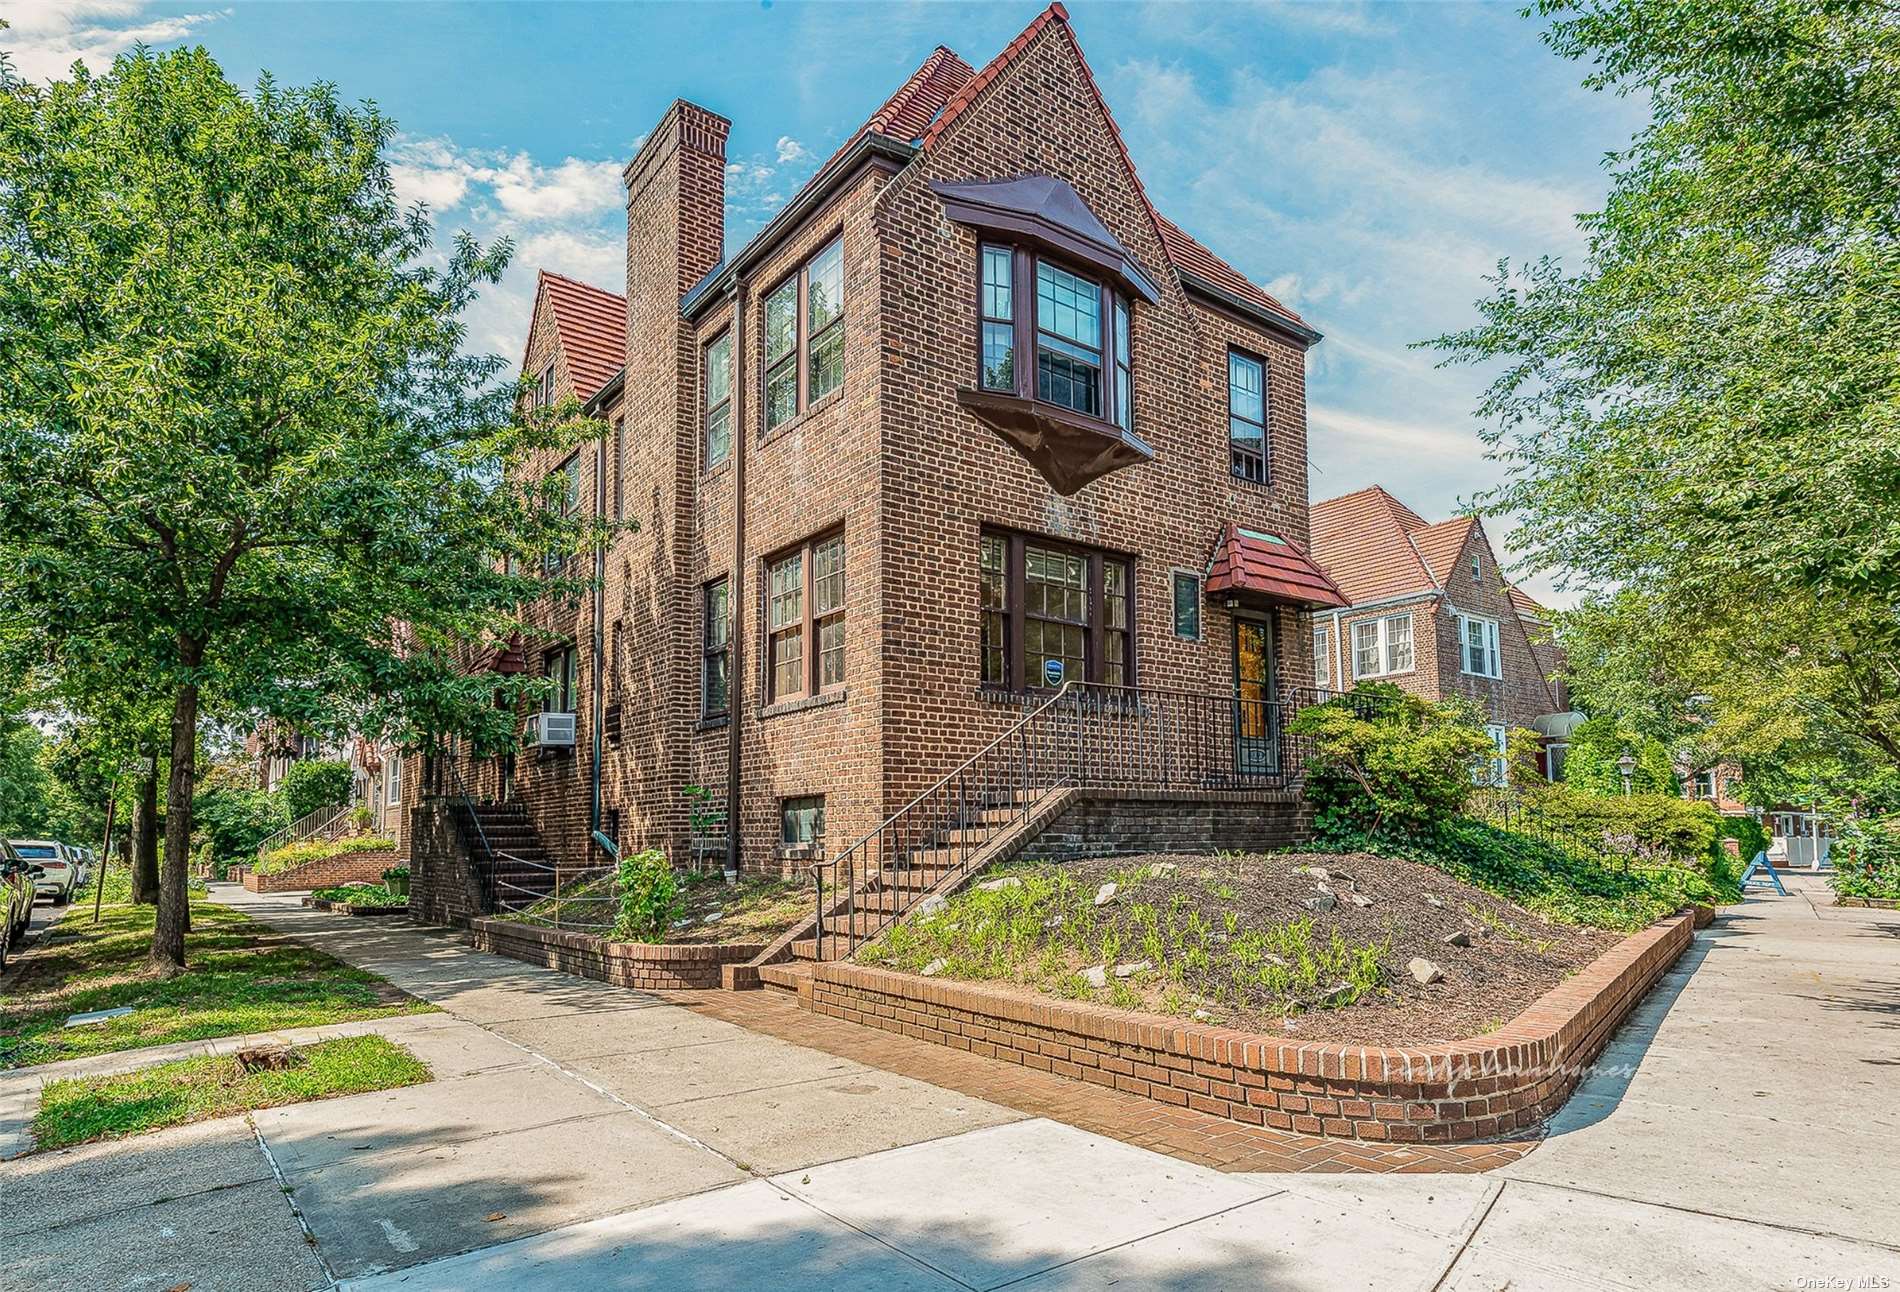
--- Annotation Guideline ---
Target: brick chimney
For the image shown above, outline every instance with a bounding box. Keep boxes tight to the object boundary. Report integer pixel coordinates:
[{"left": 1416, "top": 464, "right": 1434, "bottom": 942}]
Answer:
[{"left": 623, "top": 99, "right": 729, "bottom": 310}]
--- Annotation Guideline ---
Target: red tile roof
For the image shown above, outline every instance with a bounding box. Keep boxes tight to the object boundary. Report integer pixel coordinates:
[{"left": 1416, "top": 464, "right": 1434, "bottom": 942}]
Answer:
[
  {"left": 1308, "top": 486, "right": 1438, "bottom": 605},
  {"left": 1205, "top": 523, "right": 1347, "bottom": 608},
  {"left": 1155, "top": 215, "right": 1305, "bottom": 329},
  {"left": 1507, "top": 584, "right": 1547, "bottom": 620},
  {"left": 536, "top": 270, "right": 625, "bottom": 403},
  {"left": 1411, "top": 515, "right": 1476, "bottom": 586}
]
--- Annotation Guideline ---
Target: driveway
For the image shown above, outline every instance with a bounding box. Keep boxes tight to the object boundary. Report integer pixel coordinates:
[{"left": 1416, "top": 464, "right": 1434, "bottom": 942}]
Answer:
[{"left": 3, "top": 877, "right": 1895, "bottom": 1291}]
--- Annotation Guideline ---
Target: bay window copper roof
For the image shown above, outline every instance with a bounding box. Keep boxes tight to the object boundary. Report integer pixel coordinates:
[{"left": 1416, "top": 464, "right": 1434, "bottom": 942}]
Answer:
[{"left": 1205, "top": 523, "right": 1347, "bottom": 608}]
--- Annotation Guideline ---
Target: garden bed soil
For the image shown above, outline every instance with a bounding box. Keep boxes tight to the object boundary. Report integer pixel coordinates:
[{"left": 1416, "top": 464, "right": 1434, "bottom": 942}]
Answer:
[
  {"left": 302, "top": 896, "right": 410, "bottom": 917},
  {"left": 499, "top": 870, "right": 809, "bottom": 946},
  {"left": 874, "top": 851, "right": 1619, "bottom": 1047}
]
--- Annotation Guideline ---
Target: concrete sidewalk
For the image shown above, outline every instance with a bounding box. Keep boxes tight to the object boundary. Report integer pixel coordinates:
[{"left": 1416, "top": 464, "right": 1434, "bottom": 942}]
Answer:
[{"left": 5, "top": 879, "right": 1896, "bottom": 1291}]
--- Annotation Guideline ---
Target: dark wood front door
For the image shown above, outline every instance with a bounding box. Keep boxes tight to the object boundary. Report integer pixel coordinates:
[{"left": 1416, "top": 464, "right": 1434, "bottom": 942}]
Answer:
[{"left": 1234, "top": 617, "right": 1277, "bottom": 776}]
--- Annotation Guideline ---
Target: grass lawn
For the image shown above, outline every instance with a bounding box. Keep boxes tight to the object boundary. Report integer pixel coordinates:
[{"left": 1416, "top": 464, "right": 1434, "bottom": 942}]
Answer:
[
  {"left": 0, "top": 899, "right": 434, "bottom": 1070},
  {"left": 32, "top": 1034, "right": 431, "bottom": 1150}
]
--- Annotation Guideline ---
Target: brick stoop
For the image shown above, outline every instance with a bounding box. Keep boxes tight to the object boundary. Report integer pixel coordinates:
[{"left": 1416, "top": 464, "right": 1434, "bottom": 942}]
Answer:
[{"left": 795, "top": 910, "right": 1695, "bottom": 1144}]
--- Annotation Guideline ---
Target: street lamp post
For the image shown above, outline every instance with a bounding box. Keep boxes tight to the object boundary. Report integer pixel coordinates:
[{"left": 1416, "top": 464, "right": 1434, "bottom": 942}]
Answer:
[{"left": 1616, "top": 752, "right": 1636, "bottom": 798}]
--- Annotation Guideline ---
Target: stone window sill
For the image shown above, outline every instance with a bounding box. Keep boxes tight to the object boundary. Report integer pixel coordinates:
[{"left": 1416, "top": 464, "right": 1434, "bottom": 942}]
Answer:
[
  {"left": 695, "top": 714, "right": 731, "bottom": 733},
  {"left": 759, "top": 689, "right": 848, "bottom": 720}
]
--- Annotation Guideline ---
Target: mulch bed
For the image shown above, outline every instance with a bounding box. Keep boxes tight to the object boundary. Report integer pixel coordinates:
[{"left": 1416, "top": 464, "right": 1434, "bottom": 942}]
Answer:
[{"left": 925, "top": 852, "right": 1618, "bottom": 1047}]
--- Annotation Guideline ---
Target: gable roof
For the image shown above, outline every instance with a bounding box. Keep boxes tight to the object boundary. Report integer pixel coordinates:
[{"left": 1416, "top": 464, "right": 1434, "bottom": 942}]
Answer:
[
  {"left": 1507, "top": 584, "right": 1547, "bottom": 621},
  {"left": 1410, "top": 515, "right": 1477, "bottom": 586},
  {"left": 1308, "top": 485, "right": 1442, "bottom": 606},
  {"left": 534, "top": 271, "right": 625, "bottom": 403},
  {"left": 680, "top": 4, "right": 1302, "bottom": 346}
]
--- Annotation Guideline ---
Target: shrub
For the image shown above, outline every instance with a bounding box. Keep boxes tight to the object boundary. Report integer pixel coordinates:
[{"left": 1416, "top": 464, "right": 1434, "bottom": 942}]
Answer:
[
  {"left": 254, "top": 835, "right": 395, "bottom": 875},
  {"left": 193, "top": 786, "right": 289, "bottom": 868},
  {"left": 1289, "top": 683, "right": 1493, "bottom": 839},
  {"left": 1713, "top": 814, "right": 1770, "bottom": 867},
  {"left": 1830, "top": 817, "right": 1900, "bottom": 901},
  {"left": 311, "top": 883, "right": 404, "bottom": 907},
  {"left": 279, "top": 760, "right": 353, "bottom": 823},
  {"left": 1513, "top": 784, "right": 1720, "bottom": 863},
  {"left": 612, "top": 848, "right": 681, "bottom": 941}
]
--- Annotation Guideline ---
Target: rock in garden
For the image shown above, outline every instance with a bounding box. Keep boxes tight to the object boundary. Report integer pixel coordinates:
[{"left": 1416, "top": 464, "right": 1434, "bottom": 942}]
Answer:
[
  {"left": 1094, "top": 882, "right": 1118, "bottom": 907},
  {"left": 1425, "top": 895, "right": 1446, "bottom": 908},
  {"left": 1149, "top": 862, "right": 1178, "bottom": 878},
  {"left": 1305, "top": 892, "right": 1337, "bottom": 913},
  {"left": 1304, "top": 866, "right": 1332, "bottom": 883},
  {"left": 670, "top": 918, "right": 693, "bottom": 929},
  {"left": 1043, "top": 914, "right": 1065, "bottom": 930},
  {"left": 1113, "top": 960, "right": 1151, "bottom": 978},
  {"left": 1442, "top": 929, "right": 1472, "bottom": 948},
  {"left": 1409, "top": 957, "right": 1445, "bottom": 986},
  {"left": 1082, "top": 964, "right": 1109, "bottom": 989},
  {"left": 921, "top": 958, "right": 947, "bottom": 977},
  {"left": 1348, "top": 892, "right": 1374, "bottom": 908},
  {"left": 701, "top": 913, "right": 723, "bottom": 925},
  {"left": 1265, "top": 953, "right": 1287, "bottom": 968},
  {"left": 1192, "top": 1009, "right": 1213, "bottom": 1022},
  {"left": 977, "top": 876, "right": 1021, "bottom": 892},
  {"left": 915, "top": 895, "right": 947, "bottom": 918}
]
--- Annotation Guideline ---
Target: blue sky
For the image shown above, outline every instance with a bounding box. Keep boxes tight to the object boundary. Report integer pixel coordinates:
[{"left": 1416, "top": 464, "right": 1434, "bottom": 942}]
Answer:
[{"left": 2, "top": 1, "right": 1646, "bottom": 605}]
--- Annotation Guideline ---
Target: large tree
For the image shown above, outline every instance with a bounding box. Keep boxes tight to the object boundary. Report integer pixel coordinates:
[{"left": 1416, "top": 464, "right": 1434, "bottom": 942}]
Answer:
[
  {"left": 1439, "top": 0, "right": 1900, "bottom": 613},
  {"left": 0, "top": 45, "right": 599, "bottom": 973}
]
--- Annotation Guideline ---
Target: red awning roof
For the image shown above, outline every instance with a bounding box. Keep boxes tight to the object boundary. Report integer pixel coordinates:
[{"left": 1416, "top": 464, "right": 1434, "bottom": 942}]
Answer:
[{"left": 1205, "top": 523, "right": 1347, "bottom": 609}]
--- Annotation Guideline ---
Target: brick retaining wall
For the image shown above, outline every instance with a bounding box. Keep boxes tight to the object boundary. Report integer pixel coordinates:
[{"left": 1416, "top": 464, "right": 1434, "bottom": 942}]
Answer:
[
  {"left": 1026, "top": 790, "right": 1314, "bottom": 860},
  {"left": 467, "top": 918, "right": 762, "bottom": 991},
  {"left": 242, "top": 850, "right": 397, "bottom": 894},
  {"left": 407, "top": 799, "right": 486, "bottom": 928},
  {"left": 799, "top": 911, "right": 1693, "bottom": 1143}
]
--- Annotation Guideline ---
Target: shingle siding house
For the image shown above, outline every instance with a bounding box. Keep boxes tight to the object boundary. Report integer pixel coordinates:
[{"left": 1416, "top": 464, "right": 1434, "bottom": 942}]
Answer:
[
  {"left": 1307, "top": 486, "right": 1571, "bottom": 780},
  {"left": 414, "top": 5, "right": 1352, "bottom": 893}
]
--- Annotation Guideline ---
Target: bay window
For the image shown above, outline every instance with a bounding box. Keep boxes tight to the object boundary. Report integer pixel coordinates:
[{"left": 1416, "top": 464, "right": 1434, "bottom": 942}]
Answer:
[
  {"left": 979, "top": 529, "right": 1134, "bottom": 691},
  {"left": 764, "top": 236, "right": 845, "bottom": 434},
  {"left": 977, "top": 244, "right": 1133, "bottom": 431}
]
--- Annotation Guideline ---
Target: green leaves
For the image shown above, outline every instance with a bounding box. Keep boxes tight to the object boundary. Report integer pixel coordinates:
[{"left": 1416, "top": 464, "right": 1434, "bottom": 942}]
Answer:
[{"left": 1288, "top": 684, "right": 1495, "bottom": 837}]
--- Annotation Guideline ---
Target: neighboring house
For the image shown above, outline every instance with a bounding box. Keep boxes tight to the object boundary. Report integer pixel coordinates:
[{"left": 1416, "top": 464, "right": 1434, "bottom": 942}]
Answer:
[
  {"left": 1306, "top": 486, "right": 1571, "bottom": 781},
  {"left": 1684, "top": 761, "right": 1748, "bottom": 816},
  {"left": 244, "top": 723, "right": 342, "bottom": 794},
  {"left": 418, "top": 4, "right": 1349, "bottom": 875},
  {"left": 349, "top": 737, "right": 406, "bottom": 843}
]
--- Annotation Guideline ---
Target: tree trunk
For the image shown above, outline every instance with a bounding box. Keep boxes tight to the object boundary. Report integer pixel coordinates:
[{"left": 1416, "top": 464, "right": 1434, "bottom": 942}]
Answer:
[
  {"left": 148, "top": 679, "right": 200, "bottom": 977},
  {"left": 131, "top": 761, "right": 160, "bottom": 905}
]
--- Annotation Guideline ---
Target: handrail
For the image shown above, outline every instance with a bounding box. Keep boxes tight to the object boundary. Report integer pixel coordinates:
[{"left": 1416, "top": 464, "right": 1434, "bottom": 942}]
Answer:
[{"left": 256, "top": 800, "right": 349, "bottom": 857}]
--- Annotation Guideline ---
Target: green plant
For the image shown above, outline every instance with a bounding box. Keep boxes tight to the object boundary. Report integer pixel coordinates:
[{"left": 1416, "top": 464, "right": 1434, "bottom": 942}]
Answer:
[
  {"left": 612, "top": 848, "right": 681, "bottom": 941},
  {"left": 349, "top": 805, "right": 377, "bottom": 834},
  {"left": 1713, "top": 814, "right": 1770, "bottom": 867},
  {"left": 311, "top": 884, "right": 403, "bottom": 908},
  {"left": 1830, "top": 817, "right": 1900, "bottom": 901},
  {"left": 278, "top": 760, "right": 354, "bottom": 824},
  {"left": 1289, "top": 684, "right": 1493, "bottom": 838},
  {"left": 253, "top": 835, "right": 395, "bottom": 875},
  {"left": 1510, "top": 784, "right": 1720, "bottom": 862},
  {"left": 191, "top": 786, "right": 289, "bottom": 868}
]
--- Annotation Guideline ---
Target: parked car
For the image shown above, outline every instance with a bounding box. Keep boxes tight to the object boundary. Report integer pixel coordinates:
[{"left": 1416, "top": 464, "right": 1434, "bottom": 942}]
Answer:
[
  {"left": 0, "top": 841, "right": 34, "bottom": 969},
  {"left": 8, "top": 840, "right": 75, "bottom": 905},
  {"left": 67, "top": 845, "right": 93, "bottom": 889}
]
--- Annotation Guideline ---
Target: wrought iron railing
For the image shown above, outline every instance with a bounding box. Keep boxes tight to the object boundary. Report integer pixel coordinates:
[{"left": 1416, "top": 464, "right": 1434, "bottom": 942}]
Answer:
[
  {"left": 439, "top": 755, "right": 615, "bottom": 929},
  {"left": 809, "top": 681, "right": 1367, "bottom": 961},
  {"left": 255, "top": 801, "right": 349, "bottom": 857}
]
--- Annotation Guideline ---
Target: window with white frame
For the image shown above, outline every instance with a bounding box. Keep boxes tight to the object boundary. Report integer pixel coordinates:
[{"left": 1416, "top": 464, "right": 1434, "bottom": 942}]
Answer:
[
  {"left": 1457, "top": 612, "right": 1501, "bottom": 678},
  {"left": 1312, "top": 624, "right": 1331, "bottom": 689},
  {"left": 385, "top": 754, "right": 401, "bottom": 806},
  {"left": 1351, "top": 613, "right": 1413, "bottom": 678},
  {"left": 1477, "top": 723, "right": 1508, "bottom": 786}
]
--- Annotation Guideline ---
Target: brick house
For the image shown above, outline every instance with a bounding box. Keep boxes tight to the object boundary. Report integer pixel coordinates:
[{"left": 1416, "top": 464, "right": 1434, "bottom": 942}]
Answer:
[
  {"left": 1306, "top": 486, "right": 1572, "bottom": 781},
  {"left": 413, "top": 4, "right": 1353, "bottom": 889}
]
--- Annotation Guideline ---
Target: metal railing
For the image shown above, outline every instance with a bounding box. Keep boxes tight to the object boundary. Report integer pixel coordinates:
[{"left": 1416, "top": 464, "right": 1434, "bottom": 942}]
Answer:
[
  {"left": 255, "top": 801, "right": 350, "bottom": 857},
  {"left": 440, "top": 755, "right": 615, "bottom": 929},
  {"left": 809, "top": 681, "right": 1367, "bottom": 961}
]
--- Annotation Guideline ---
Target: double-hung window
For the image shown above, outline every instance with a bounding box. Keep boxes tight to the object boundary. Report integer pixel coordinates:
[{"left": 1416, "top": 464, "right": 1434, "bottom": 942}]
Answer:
[
  {"left": 703, "top": 331, "right": 732, "bottom": 469},
  {"left": 979, "top": 530, "right": 1134, "bottom": 691},
  {"left": 702, "top": 578, "right": 730, "bottom": 717},
  {"left": 764, "top": 236, "right": 844, "bottom": 433},
  {"left": 1457, "top": 612, "right": 1501, "bottom": 678},
  {"left": 1228, "top": 350, "right": 1267, "bottom": 484},
  {"left": 543, "top": 453, "right": 581, "bottom": 573},
  {"left": 977, "top": 245, "right": 1134, "bottom": 430},
  {"left": 1476, "top": 723, "right": 1508, "bottom": 787},
  {"left": 1351, "top": 613, "right": 1413, "bottom": 679},
  {"left": 542, "top": 647, "right": 576, "bottom": 714},
  {"left": 765, "top": 532, "right": 845, "bottom": 702},
  {"left": 1313, "top": 624, "right": 1331, "bottom": 689}
]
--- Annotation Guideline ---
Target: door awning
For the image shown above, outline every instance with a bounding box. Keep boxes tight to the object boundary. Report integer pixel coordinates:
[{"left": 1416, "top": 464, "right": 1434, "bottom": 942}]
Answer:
[{"left": 1205, "top": 523, "right": 1347, "bottom": 609}]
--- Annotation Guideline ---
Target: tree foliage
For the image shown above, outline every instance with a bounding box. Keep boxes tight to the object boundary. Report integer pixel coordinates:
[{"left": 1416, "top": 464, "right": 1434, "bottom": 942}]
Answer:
[
  {"left": 0, "top": 47, "right": 603, "bottom": 971},
  {"left": 279, "top": 759, "right": 353, "bottom": 823}
]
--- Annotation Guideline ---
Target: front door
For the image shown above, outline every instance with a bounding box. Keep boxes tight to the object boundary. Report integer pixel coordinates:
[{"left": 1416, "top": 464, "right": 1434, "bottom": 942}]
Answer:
[{"left": 1233, "top": 617, "right": 1277, "bottom": 776}]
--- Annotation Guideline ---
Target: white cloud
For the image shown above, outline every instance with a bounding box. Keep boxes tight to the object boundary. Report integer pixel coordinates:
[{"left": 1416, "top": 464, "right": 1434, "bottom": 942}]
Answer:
[
  {"left": 775, "top": 135, "right": 810, "bottom": 164},
  {"left": 0, "top": 1, "right": 226, "bottom": 82}
]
